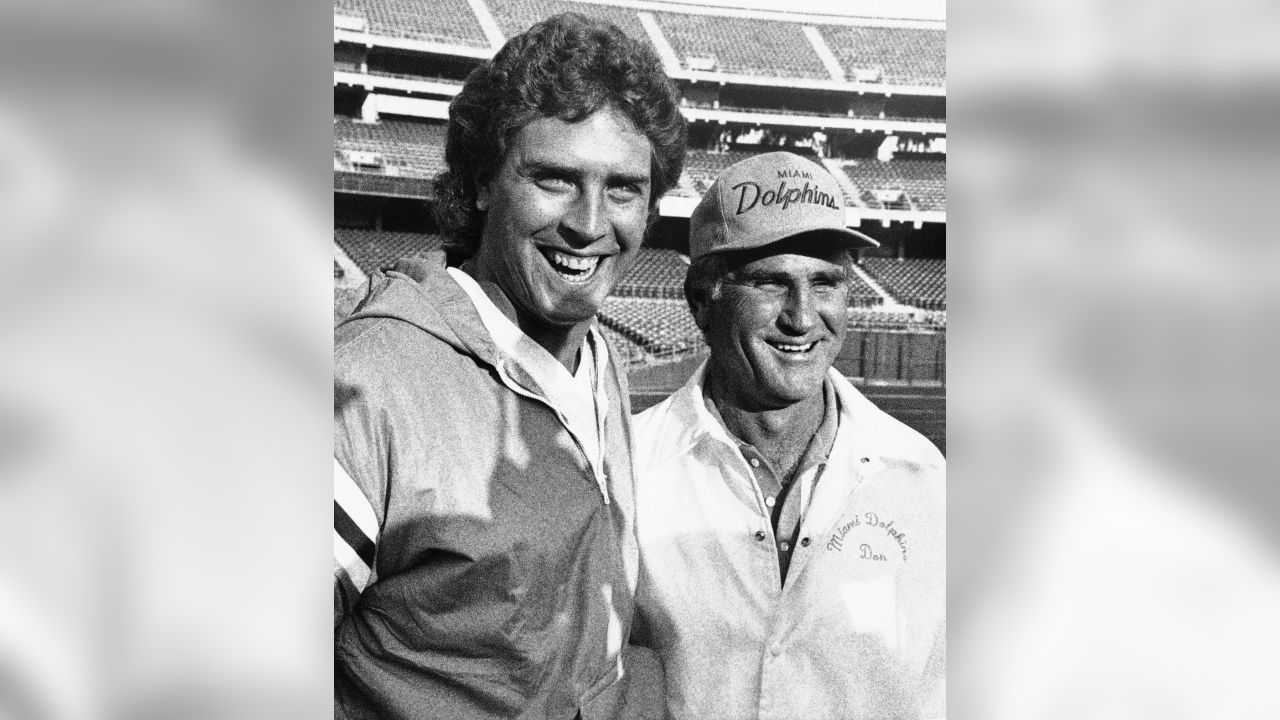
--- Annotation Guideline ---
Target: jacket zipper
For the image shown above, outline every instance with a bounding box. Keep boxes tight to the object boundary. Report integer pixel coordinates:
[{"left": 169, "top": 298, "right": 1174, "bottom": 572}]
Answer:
[{"left": 492, "top": 358, "right": 611, "bottom": 505}]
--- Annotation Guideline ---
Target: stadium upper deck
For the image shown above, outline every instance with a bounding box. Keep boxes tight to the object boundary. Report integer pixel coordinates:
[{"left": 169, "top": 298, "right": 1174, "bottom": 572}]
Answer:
[
  {"left": 334, "top": 0, "right": 948, "bottom": 216},
  {"left": 491, "top": 0, "right": 655, "bottom": 52},
  {"left": 334, "top": 117, "right": 948, "bottom": 216},
  {"left": 335, "top": 0, "right": 491, "bottom": 48},
  {"left": 334, "top": 1, "right": 946, "bottom": 380},
  {"left": 334, "top": 0, "right": 945, "bottom": 90}
]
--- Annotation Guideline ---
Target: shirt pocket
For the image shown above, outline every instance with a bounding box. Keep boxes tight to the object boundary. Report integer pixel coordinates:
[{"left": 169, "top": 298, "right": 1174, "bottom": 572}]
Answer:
[
  {"left": 818, "top": 519, "right": 905, "bottom": 654},
  {"left": 838, "top": 572, "right": 900, "bottom": 653}
]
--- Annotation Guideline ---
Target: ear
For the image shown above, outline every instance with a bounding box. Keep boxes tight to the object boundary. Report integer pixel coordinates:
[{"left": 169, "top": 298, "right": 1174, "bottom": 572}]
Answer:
[
  {"left": 476, "top": 182, "right": 491, "bottom": 212},
  {"left": 687, "top": 286, "right": 712, "bottom": 334},
  {"left": 692, "top": 303, "right": 711, "bottom": 335}
]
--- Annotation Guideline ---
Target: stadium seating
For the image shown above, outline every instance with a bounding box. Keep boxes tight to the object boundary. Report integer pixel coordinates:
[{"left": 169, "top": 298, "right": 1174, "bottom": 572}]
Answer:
[
  {"left": 599, "top": 297, "right": 704, "bottom": 359},
  {"left": 711, "top": 102, "right": 940, "bottom": 123},
  {"left": 334, "top": 117, "right": 448, "bottom": 179},
  {"left": 489, "top": 0, "right": 654, "bottom": 52},
  {"left": 335, "top": 2, "right": 946, "bottom": 88},
  {"left": 845, "top": 273, "right": 884, "bottom": 308},
  {"left": 334, "top": 0, "right": 490, "bottom": 47},
  {"left": 656, "top": 12, "right": 829, "bottom": 80},
  {"left": 847, "top": 307, "right": 946, "bottom": 331},
  {"left": 838, "top": 159, "right": 945, "bottom": 212},
  {"left": 682, "top": 147, "right": 823, "bottom": 196},
  {"left": 613, "top": 248, "right": 689, "bottom": 300},
  {"left": 335, "top": 228, "right": 446, "bottom": 275},
  {"left": 818, "top": 25, "right": 946, "bottom": 87},
  {"left": 682, "top": 149, "right": 743, "bottom": 195},
  {"left": 860, "top": 258, "right": 946, "bottom": 310}
]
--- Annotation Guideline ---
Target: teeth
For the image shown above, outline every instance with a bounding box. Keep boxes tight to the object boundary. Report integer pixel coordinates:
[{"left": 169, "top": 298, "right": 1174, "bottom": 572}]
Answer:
[
  {"left": 772, "top": 341, "right": 815, "bottom": 353},
  {"left": 546, "top": 250, "right": 601, "bottom": 282}
]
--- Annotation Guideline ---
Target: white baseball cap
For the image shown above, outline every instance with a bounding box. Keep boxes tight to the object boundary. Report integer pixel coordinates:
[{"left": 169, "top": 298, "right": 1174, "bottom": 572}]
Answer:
[{"left": 689, "top": 151, "right": 879, "bottom": 260}]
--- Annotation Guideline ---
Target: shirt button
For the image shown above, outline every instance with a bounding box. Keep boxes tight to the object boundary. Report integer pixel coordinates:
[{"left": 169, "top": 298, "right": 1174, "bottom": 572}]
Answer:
[
  {"left": 749, "top": 458, "right": 760, "bottom": 468},
  {"left": 765, "top": 496, "right": 776, "bottom": 508},
  {"left": 800, "top": 537, "right": 811, "bottom": 547},
  {"left": 754, "top": 530, "right": 767, "bottom": 542},
  {"left": 779, "top": 541, "right": 790, "bottom": 552}
]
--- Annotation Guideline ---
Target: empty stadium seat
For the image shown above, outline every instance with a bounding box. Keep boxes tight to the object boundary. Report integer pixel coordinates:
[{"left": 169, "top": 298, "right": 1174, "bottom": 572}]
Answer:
[
  {"left": 335, "top": 0, "right": 489, "bottom": 47},
  {"left": 613, "top": 249, "right": 690, "bottom": 300},
  {"left": 656, "top": 12, "right": 830, "bottom": 80},
  {"left": 334, "top": 116, "right": 449, "bottom": 179},
  {"left": 334, "top": 228, "right": 447, "bottom": 275},
  {"left": 818, "top": 25, "right": 946, "bottom": 87},
  {"left": 838, "top": 159, "right": 946, "bottom": 212},
  {"left": 335, "top": 1, "right": 946, "bottom": 89},
  {"left": 490, "top": 0, "right": 654, "bottom": 52},
  {"left": 847, "top": 306, "right": 946, "bottom": 331},
  {"left": 845, "top": 272, "right": 884, "bottom": 308},
  {"left": 599, "top": 297, "right": 705, "bottom": 360},
  {"left": 682, "top": 147, "right": 824, "bottom": 197},
  {"left": 860, "top": 258, "right": 946, "bottom": 310}
]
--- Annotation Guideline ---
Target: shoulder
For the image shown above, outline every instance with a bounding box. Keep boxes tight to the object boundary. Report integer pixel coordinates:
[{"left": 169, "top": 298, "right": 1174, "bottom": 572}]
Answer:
[
  {"left": 632, "top": 391, "right": 696, "bottom": 472},
  {"left": 878, "top": 413, "right": 945, "bottom": 471},
  {"left": 633, "top": 390, "right": 682, "bottom": 444},
  {"left": 833, "top": 374, "right": 945, "bottom": 471}
]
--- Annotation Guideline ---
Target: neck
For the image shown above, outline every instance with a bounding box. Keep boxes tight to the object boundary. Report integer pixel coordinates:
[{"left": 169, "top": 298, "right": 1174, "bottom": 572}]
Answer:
[
  {"left": 522, "top": 320, "right": 589, "bottom": 372},
  {"left": 704, "top": 369, "right": 824, "bottom": 453},
  {"left": 462, "top": 261, "right": 588, "bottom": 372}
]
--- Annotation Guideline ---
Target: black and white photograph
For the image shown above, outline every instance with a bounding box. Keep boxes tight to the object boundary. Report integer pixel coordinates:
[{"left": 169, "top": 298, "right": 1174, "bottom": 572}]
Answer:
[{"left": 332, "top": 1, "right": 945, "bottom": 717}]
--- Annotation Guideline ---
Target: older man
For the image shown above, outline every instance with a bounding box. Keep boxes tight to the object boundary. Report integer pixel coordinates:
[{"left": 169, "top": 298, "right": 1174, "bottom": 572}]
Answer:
[
  {"left": 631, "top": 152, "right": 945, "bottom": 720},
  {"left": 333, "top": 13, "right": 685, "bottom": 720}
]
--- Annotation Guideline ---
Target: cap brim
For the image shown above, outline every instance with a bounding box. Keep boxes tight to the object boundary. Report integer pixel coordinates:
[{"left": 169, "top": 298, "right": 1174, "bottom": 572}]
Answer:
[
  {"left": 798, "top": 225, "right": 882, "bottom": 249},
  {"left": 702, "top": 223, "right": 881, "bottom": 258}
]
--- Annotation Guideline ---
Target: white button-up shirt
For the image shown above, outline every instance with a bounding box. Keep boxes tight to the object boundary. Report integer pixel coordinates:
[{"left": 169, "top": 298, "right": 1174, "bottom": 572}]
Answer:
[{"left": 631, "top": 362, "right": 946, "bottom": 720}]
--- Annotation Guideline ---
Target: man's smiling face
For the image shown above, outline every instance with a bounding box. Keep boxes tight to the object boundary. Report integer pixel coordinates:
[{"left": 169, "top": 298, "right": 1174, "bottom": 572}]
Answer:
[
  {"left": 471, "top": 107, "right": 652, "bottom": 335},
  {"left": 696, "top": 236, "right": 851, "bottom": 410}
]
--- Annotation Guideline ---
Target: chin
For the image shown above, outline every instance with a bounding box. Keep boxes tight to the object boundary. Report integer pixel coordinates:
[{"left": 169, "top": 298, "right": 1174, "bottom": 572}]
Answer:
[
  {"left": 773, "top": 378, "right": 825, "bottom": 404},
  {"left": 539, "top": 301, "right": 600, "bottom": 329}
]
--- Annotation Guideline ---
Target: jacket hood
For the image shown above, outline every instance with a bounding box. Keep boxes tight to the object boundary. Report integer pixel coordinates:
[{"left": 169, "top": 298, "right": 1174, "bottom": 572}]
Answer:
[{"left": 341, "top": 251, "right": 498, "bottom": 363}]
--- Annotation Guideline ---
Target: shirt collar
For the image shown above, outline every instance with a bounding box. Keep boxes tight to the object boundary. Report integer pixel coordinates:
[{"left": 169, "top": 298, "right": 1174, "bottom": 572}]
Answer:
[
  {"left": 801, "top": 378, "right": 840, "bottom": 472},
  {"left": 664, "top": 359, "right": 929, "bottom": 467},
  {"left": 447, "top": 266, "right": 608, "bottom": 401}
]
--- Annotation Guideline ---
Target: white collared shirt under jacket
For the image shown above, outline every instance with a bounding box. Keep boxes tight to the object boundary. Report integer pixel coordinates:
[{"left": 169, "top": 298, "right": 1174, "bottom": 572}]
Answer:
[{"left": 631, "top": 362, "right": 946, "bottom": 720}]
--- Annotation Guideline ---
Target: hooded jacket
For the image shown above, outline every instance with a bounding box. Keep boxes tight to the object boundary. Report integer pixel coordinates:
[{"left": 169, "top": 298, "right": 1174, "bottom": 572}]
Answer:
[{"left": 333, "top": 253, "right": 638, "bottom": 720}]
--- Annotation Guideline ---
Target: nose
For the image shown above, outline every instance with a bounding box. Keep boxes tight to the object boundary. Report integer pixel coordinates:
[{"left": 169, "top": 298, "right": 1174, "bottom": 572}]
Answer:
[
  {"left": 560, "top": 189, "right": 607, "bottom": 246},
  {"left": 779, "top": 284, "right": 819, "bottom": 335}
]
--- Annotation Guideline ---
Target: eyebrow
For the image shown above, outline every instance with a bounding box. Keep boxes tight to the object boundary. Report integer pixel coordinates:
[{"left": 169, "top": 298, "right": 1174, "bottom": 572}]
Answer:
[
  {"left": 811, "top": 268, "right": 849, "bottom": 281},
  {"left": 518, "top": 157, "right": 650, "bottom": 187},
  {"left": 737, "top": 267, "right": 848, "bottom": 284}
]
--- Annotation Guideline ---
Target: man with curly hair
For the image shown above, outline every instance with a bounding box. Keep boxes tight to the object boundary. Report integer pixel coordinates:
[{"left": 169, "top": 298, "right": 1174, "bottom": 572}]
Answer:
[{"left": 333, "top": 13, "right": 685, "bottom": 720}]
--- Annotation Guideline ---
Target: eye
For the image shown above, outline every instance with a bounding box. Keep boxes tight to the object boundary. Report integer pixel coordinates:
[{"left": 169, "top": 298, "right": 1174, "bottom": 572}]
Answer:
[
  {"left": 534, "top": 174, "right": 574, "bottom": 192},
  {"left": 606, "top": 183, "right": 643, "bottom": 203},
  {"left": 752, "top": 280, "right": 787, "bottom": 294}
]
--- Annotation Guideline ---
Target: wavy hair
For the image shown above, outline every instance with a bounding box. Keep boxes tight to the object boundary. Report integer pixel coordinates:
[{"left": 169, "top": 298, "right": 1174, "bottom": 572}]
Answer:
[{"left": 433, "top": 12, "right": 687, "bottom": 259}]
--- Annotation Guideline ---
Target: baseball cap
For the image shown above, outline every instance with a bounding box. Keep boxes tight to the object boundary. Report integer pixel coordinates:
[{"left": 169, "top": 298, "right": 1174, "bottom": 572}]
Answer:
[{"left": 688, "top": 151, "right": 879, "bottom": 260}]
